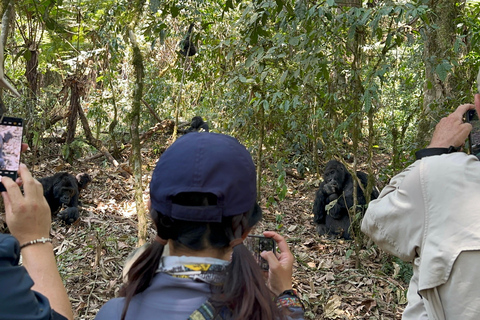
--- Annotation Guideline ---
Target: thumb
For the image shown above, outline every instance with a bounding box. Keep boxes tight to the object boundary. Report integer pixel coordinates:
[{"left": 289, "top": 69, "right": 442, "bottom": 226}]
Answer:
[{"left": 260, "top": 250, "right": 279, "bottom": 268}]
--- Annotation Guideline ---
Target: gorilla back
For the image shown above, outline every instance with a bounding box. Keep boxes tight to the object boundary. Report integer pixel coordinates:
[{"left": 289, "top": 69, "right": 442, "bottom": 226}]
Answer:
[{"left": 313, "top": 160, "right": 379, "bottom": 239}]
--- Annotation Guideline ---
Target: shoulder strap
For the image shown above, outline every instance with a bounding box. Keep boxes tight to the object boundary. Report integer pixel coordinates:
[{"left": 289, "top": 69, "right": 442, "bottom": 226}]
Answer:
[{"left": 188, "top": 299, "right": 231, "bottom": 320}]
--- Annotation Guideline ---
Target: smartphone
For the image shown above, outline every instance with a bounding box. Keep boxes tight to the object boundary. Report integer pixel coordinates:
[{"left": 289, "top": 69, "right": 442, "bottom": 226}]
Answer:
[
  {"left": 245, "top": 235, "right": 276, "bottom": 270},
  {"left": 466, "top": 110, "right": 480, "bottom": 155},
  {"left": 0, "top": 117, "right": 23, "bottom": 192}
]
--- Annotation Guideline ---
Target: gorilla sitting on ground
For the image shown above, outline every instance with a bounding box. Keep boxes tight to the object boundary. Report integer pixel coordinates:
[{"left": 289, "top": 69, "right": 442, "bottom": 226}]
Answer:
[
  {"left": 313, "top": 160, "right": 379, "bottom": 240},
  {"left": 38, "top": 172, "right": 91, "bottom": 225},
  {"left": 184, "top": 116, "right": 209, "bottom": 133}
]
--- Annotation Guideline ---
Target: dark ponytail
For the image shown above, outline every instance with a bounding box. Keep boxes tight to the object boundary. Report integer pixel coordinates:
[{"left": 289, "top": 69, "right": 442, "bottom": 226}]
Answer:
[
  {"left": 217, "top": 244, "right": 283, "bottom": 320},
  {"left": 213, "top": 209, "right": 283, "bottom": 320},
  {"left": 118, "top": 237, "right": 165, "bottom": 320}
]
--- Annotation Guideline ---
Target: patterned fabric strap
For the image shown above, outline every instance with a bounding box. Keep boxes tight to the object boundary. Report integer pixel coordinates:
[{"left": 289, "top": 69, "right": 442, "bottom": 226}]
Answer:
[
  {"left": 276, "top": 295, "right": 304, "bottom": 309},
  {"left": 188, "top": 300, "right": 231, "bottom": 320},
  {"left": 158, "top": 263, "right": 227, "bottom": 285},
  {"left": 188, "top": 300, "right": 216, "bottom": 320}
]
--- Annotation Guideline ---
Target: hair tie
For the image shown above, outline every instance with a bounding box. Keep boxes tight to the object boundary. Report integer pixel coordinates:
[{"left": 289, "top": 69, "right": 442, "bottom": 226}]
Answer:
[
  {"left": 229, "top": 238, "right": 244, "bottom": 248},
  {"left": 155, "top": 235, "right": 168, "bottom": 245}
]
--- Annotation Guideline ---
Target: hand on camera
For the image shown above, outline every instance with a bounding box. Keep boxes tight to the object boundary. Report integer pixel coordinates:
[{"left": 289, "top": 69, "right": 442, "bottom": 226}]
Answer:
[
  {"left": 260, "top": 231, "right": 294, "bottom": 296},
  {"left": 428, "top": 103, "right": 475, "bottom": 149}
]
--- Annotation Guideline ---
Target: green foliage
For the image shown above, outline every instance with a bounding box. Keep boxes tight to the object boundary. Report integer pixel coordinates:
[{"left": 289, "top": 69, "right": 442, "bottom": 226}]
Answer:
[
  {"left": 61, "top": 139, "right": 92, "bottom": 161},
  {"left": 4, "top": 0, "right": 478, "bottom": 197},
  {"left": 381, "top": 255, "right": 413, "bottom": 284}
]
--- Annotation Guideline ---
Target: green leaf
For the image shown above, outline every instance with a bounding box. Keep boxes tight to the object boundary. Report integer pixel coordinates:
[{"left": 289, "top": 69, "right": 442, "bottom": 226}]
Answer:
[
  {"left": 23, "top": 50, "right": 32, "bottom": 61},
  {"left": 245, "top": 55, "right": 254, "bottom": 68},
  {"left": 280, "top": 70, "right": 288, "bottom": 84},
  {"left": 289, "top": 36, "right": 300, "bottom": 46},
  {"left": 170, "top": 5, "right": 180, "bottom": 17},
  {"left": 435, "top": 61, "right": 452, "bottom": 82},
  {"left": 275, "top": 0, "right": 284, "bottom": 11}
]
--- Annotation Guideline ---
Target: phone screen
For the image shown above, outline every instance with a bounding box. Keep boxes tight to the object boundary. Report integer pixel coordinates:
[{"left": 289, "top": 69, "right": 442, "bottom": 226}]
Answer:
[
  {"left": 245, "top": 235, "right": 276, "bottom": 270},
  {"left": 467, "top": 110, "right": 480, "bottom": 155},
  {"left": 0, "top": 117, "right": 23, "bottom": 192}
]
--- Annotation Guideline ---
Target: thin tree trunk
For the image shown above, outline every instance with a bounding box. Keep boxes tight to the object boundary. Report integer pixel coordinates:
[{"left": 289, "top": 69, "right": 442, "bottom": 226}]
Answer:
[
  {"left": 128, "top": 28, "right": 147, "bottom": 246},
  {"left": 256, "top": 96, "right": 265, "bottom": 200},
  {"left": 77, "top": 104, "right": 120, "bottom": 168}
]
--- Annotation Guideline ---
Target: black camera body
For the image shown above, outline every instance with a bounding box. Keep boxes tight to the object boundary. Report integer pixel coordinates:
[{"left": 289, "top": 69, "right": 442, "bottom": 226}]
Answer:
[{"left": 466, "top": 110, "right": 480, "bottom": 155}]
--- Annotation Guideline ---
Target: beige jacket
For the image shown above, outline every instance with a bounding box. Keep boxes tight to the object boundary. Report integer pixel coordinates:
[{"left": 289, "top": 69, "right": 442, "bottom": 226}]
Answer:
[{"left": 362, "top": 152, "right": 480, "bottom": 320}]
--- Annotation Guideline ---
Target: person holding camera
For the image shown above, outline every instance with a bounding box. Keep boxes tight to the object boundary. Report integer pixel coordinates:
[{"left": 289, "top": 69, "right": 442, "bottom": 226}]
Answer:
[
  {"left": 95, "top": 132, "right": 304, "bottom": 320},
  {"left": 0, "top": 162, "right": 73, "bottom": 320},
  {"left": 361, "top": 95, "right": 480, "bottom": 320}
]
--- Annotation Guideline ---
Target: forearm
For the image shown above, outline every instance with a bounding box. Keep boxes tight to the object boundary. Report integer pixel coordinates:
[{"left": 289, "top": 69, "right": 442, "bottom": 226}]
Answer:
[{"left": 21, "top": 243, "right": 73, "bottom": 320}]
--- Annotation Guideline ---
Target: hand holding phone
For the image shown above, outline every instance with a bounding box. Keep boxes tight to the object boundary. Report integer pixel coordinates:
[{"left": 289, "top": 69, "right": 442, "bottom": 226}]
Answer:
[
  {"left": 245, "top": 234, "right": 276, "bottom": 270},
  {"left": 0, "top": 117, "right": 23, "bottom": 192}
]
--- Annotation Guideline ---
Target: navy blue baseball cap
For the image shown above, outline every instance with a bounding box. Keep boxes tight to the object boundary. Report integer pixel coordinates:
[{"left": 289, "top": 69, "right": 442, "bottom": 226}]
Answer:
[{"left": 149, "top": 132, "right": 257, "bottom": 222}]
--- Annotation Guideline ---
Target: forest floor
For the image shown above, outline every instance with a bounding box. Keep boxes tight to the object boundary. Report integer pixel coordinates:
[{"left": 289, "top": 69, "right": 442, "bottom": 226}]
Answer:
[{"left": 9, "top": 130, "right": 409, "bottom": 320}]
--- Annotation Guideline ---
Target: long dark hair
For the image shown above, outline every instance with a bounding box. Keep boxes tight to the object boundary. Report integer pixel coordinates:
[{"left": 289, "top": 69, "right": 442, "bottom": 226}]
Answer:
[{"left": 119, "top": 193, "right": 283, "bottom": 320}]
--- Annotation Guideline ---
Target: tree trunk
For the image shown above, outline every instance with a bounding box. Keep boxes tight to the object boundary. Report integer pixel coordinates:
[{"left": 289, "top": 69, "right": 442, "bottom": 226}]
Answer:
[
  {"left": 416, "top": 0, "right": 460, "bottom": 147},
  {"left": 256, "top": 93, "right": 265, "bottom": 200},
  {"left": 128, "top": 28, "right": 147, "bottom": 246}
]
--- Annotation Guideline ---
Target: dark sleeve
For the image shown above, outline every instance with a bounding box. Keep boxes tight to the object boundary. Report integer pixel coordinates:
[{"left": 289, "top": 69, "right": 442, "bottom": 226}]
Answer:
[
  {"left": 0, "top": 233, "right": 63, "bottom": 320},
  {"left": 52, "top": 310, "right": 68, "bottom": 320}
]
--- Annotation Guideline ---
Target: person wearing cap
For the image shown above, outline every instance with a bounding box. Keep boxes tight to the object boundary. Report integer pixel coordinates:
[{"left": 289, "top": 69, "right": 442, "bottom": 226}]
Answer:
[
  {"left": 362, "top": 95, "right": 480, "bottom": 319},
  {"left": 95, "top": 132, "right": 304, "bottom": 320}
]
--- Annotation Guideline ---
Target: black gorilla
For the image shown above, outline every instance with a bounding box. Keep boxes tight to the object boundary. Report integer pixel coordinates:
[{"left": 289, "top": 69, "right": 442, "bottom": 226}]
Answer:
[
  {"left": 185, "top": 116, "right": 209, "bottom": 133},
  {"left": 313, "top": 160, "right": 379, "bottom": 239},
  {"left": 38, "top": 172, "right": 92, "bottom": 225},
  {"left": 179, "top": 23, "right": 197, "bottom": 57}
]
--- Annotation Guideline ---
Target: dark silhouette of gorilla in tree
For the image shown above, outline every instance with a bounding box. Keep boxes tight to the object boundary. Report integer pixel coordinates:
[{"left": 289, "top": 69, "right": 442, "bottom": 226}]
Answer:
[
  {"left": 313, "top": 160, "right": 379, "bottom": 239},
  {"left": 179, "top": 23, "right": 197, "bottom": 57}
]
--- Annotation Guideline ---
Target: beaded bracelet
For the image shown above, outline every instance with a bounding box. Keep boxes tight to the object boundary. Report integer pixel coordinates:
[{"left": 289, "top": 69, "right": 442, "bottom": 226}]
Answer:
[{"left": 20, "top": 237, "right": 52, "bottom": 249}]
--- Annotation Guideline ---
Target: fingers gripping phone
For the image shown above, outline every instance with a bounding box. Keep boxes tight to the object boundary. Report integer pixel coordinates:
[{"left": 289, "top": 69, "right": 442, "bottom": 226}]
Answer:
[
  {"left": 0, "top": 117, "right": 23, "bottom": 192},
  {"left": 245, "top": 235, "right": 276, "bottom": 270},
  {"left": 467, "top": 109, "right": 480, "bottom": 156}
]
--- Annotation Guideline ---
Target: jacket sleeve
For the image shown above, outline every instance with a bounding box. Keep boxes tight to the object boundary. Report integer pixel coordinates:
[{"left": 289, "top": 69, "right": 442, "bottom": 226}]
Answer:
[
  {"left": 0, "top": 233, "right": 66, "bottom": 320},
  {"left": 361, "top": 161, "right": 425, "bottom": 262}
]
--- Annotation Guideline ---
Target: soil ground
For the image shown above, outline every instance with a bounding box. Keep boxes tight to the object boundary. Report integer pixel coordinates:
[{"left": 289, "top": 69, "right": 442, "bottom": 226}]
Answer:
[{"left": 5, "top": 132, "right": 409, "bottom": 320}]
